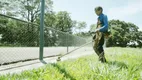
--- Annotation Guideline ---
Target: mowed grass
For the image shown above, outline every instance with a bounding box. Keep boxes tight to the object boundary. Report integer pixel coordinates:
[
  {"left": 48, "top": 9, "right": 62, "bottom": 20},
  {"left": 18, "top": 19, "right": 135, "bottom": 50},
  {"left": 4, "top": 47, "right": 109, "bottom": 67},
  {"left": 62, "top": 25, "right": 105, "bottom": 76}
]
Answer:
[{"left": 0, "top": 47, "right": 142, "bottom": 80}]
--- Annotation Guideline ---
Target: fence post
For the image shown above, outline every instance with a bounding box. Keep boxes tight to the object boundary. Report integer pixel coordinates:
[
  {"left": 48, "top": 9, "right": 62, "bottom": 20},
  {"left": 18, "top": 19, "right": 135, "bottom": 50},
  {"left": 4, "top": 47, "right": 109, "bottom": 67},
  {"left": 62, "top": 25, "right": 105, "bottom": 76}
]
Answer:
[{"left": 39, "top": 0, "right": 45, "bottom": 60}]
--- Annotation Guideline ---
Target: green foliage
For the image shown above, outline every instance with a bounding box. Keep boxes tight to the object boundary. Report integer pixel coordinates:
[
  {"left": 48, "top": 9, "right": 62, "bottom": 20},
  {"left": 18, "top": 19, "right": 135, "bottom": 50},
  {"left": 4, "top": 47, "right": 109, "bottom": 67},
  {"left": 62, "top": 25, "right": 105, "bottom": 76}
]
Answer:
[
  {"left": 0, "top": 0, "right": 53, "bottom": 47},
  {"left": 106, "top": 20, "right": 141, "bottom": 47},
  {"left": 0, "top": 48, "right": 142, "bottom": 80},
  {"left": 55, "top": 11, "right": 73, "bottom": 33},
  {"left": 89, "top": 20, "right": 142, "bottom": 47},
  {"left": 0, "top": 0, "right": 84, "bottom": 47},
  {"left": 74, "top": 21, "right": 87, "bottom": 34},
  {"left": 0, "top": 16, "right": 39, "bottom": 46},
  {"left": 90, "top": 24, "right": 96, "bottom": 31},
  {"left": 43, "top": 11, "right": 86, "bottom": 47},
  {"left": 77, "top": 22, "right": 87, "bottom": 30}
]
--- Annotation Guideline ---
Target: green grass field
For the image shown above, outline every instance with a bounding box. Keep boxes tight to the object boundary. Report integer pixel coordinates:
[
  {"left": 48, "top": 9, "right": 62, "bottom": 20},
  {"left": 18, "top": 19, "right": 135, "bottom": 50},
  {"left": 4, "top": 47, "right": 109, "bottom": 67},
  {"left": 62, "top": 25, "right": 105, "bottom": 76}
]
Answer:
[{"left": 0, "top": 47, "right": 142, "bottom": 80}]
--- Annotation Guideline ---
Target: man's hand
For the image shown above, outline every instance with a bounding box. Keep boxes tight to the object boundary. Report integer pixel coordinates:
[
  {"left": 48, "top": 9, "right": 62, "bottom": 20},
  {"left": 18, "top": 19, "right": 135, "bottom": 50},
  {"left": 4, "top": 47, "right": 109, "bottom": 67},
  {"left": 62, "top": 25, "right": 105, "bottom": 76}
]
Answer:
[
  {"left": 89, "top": 29, "right": 100, "bottom": 34},
  {"left": 89, "top": 31, "right": 95, "bottom": 34},
  {"left": 95, "top": 28, "right": 100, "bottom": 33}
]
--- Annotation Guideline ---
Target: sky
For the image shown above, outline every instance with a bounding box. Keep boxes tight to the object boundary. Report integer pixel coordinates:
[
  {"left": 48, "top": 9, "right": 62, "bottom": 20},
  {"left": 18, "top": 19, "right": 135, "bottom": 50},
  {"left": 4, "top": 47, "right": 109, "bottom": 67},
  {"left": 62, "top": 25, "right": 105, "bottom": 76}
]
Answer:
[{"left": 52, "top": 0, "right": 142, "bottom": 31}]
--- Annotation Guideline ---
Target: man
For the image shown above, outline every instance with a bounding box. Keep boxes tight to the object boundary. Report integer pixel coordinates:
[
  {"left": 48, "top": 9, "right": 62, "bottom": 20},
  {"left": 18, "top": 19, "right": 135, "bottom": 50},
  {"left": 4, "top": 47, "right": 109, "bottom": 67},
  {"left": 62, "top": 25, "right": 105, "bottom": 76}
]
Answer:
[{"left": 93, "top": 6, "right": 108, "bottom": 63}]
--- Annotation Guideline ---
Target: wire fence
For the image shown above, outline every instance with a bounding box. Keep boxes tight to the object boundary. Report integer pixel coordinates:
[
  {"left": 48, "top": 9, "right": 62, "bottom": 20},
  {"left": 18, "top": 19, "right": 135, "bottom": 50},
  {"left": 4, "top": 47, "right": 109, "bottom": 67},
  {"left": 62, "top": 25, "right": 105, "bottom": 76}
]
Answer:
[
  {"left": 0, "top": 14, "right": 40, "bottom": 65},
  {"left": 0, "top": 13, "right": 93, "bottom": 66}
]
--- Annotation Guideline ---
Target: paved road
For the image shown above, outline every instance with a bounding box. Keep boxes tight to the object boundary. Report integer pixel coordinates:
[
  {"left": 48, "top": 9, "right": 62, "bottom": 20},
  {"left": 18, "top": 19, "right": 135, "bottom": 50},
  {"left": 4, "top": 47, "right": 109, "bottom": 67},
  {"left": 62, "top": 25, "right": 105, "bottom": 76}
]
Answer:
[
  {"left": 0, "top": 47, "right": 93, "bottom": 64},
  {"left": 0, "top": 46, "right": 94, "bottom": 74},
  {"left": 0, "top": 48, "right": 95, "bottom": 75}
]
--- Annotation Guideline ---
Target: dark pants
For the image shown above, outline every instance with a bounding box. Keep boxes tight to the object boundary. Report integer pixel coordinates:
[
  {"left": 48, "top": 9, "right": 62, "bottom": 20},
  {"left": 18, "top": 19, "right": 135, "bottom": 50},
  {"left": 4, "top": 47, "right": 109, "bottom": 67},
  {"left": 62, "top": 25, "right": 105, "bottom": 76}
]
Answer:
[
  {"left": 93, "top": 33, "right": 106, "bottom": 62},
  {"left": 97, "top": 34, "right": 104, "bottom": 53}
]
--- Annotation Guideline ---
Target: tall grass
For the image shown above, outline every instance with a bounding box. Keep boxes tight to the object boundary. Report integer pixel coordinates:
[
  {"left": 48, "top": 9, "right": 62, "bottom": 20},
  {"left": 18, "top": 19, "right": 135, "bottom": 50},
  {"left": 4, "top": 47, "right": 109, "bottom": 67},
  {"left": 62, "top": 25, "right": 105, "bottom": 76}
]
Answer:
[{"left": 0, "top": 47, "right": 142, "bottom": 80}]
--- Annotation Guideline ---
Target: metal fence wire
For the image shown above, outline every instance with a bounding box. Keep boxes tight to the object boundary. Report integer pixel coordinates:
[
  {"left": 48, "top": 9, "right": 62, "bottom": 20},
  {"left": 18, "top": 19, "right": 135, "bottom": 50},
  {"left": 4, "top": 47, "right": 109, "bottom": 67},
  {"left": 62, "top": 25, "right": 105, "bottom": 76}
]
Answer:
[
  {"left": 0, "top": 14, "right": 39, "bottom": 65},
  {"left": 0, "top": 14, "right": 93, "bottom": 66}
]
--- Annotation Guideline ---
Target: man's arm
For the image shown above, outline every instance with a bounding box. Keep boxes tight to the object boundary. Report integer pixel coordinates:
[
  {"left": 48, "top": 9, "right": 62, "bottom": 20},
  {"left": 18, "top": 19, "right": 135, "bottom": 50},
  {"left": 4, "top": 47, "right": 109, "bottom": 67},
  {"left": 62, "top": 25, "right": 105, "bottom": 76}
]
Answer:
[{"left": 99, "top": 15, "right": 108, "bottom": 32}]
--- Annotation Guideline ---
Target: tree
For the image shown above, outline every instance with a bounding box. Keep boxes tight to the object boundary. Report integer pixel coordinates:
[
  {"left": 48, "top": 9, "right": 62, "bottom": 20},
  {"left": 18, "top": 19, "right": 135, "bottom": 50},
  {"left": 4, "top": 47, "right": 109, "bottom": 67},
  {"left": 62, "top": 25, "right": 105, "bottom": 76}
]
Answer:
[
  {"left": 90, "top": 24, "right": 96, "bottom": 31},
  {"left": 0, "top": 0, "right": 53, "bottom": 21},
  {"left": 0, "top": 0, "right": 53, "bottom": 46},
  {"left": 0, "top": 0, "right": 88, "bottom": 47},
  {"left": 55, "top": 11, "right": 74, "bottom": 46},
  {"left": 88, "top": 20, "right": 142, "bottom": 47},
  {"left": 0, "top": 1, "right": 13, "bottom": 15},
  {"left": 43, "top": 11, "right": 57, "bottom": 46},
  {"left": 0, "top": 16, "right": 9, "bottom": 45},
  {"left": 55, "top": 11, "right": 73, "bottom": 33},
  {"left": 15, "top": 0, "right": 53, "bottom": 46},
  {"left": 43, "top": 11, "right": 75, "bottom": 46},
  {"left": 76, "top": 21, "right": 87, "bottom": 34},
  {"left": 106, "top": 20, "right": 140, "bottom": 47},
  {"left": 71, "top": 20, "right": 77, "bottom": 33},
  {"left": 136, "top": 31, "right": 142, "bottom": 47}
]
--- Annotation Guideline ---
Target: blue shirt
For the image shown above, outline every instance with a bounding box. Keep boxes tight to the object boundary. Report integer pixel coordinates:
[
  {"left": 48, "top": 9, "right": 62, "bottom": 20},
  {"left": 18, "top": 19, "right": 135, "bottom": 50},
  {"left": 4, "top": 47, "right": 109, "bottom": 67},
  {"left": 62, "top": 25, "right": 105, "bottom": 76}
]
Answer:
[{"left": 98, "top": 13, "right": 108, "bottom": 32}]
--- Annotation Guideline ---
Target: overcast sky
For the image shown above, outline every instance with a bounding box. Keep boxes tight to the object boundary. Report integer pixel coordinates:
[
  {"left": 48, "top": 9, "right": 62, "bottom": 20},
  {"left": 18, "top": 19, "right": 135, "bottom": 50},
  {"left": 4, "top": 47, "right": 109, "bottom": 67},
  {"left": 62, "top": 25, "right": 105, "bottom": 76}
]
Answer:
[{"left": 52, "top": 0, "right": 142, "bottom": 31}]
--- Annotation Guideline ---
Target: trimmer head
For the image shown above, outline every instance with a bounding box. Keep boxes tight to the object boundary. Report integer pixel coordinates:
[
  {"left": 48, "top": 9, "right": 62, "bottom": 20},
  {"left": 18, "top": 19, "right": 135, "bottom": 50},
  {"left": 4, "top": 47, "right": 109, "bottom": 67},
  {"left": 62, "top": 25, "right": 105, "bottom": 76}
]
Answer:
[{"left": 56, "top": 56, "right": 61, "bottom": 62}]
